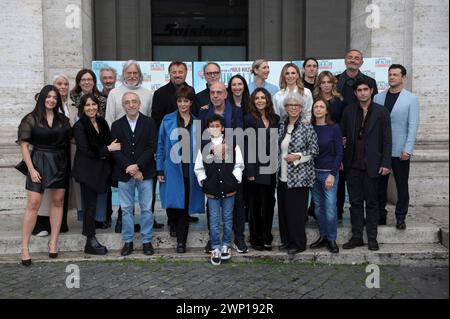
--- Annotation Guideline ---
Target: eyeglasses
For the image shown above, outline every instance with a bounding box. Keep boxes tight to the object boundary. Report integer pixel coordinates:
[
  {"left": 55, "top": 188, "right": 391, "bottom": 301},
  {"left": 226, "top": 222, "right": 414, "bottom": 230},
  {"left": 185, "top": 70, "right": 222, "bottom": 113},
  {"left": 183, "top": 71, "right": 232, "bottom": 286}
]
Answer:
[
  {"left": 205, "top": 72, "right": 220, "bottom": 77},
  {"left": 286, "top": 104, "right": 301, "bottom": 108},
  {"left": 124, "top": 100, "right": 139, "bottom": 106}
]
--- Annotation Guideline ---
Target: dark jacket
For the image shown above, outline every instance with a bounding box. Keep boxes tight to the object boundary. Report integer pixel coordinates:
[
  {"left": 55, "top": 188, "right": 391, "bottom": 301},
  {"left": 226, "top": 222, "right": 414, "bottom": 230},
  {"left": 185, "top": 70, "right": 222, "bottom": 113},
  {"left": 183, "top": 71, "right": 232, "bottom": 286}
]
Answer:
[
  {"left": 340, "top": 102, "right": 392, "bottom": 178},
  {"left": 336, "top": 71, "right": 378, "bottom": 105},
  {"left": 196, "top": 85, "right": 211, "bottom": 108},
  {"left": 198, "top": 101, "right": 243, "bottom": 136},
  {"left": 110, "top": 113, "right": 157, "bottom": 182},
  {"left": 244, "top": 113, "right": 280, "bottom": 185},
  {"left": 201, "top": 142, "right": 239, "bottom": 198},
  {"left": 151, "top": 82, "right": 199, "bottom": 129},
  {"left": 72, "top": 115, "right": 111, "bottom": 193}
]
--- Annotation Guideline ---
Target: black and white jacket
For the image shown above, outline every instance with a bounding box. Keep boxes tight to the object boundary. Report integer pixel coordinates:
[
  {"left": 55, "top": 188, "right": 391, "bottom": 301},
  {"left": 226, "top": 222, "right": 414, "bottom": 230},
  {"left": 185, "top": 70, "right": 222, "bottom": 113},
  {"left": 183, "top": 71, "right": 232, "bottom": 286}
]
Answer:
[{"left": 278, "top": 117, "right": 319, "bottom": 189}]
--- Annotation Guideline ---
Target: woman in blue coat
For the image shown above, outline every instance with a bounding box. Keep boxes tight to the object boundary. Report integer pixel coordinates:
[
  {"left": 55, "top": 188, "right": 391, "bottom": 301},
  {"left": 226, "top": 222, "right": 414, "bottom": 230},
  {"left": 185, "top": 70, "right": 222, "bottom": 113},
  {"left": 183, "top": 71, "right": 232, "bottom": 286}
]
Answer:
[{"left": 156, "top": 86, "right": 205, "bottom": 253}]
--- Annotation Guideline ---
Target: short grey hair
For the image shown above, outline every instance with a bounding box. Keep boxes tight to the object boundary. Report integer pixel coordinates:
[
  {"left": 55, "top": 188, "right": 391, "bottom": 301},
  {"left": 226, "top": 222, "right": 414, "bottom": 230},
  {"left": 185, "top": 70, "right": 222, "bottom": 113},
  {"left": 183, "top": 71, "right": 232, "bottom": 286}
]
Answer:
[
  {"left": 121, "top": 91, "right": 141, "bottom": 106},
  {"left": 283, "top": 92, "right": 305, "bottom": 108},
  {"left": 121, "top": 60, "right": 143, "bottom": 85},
  {"left": 100, "top": 66, "right": 117, "bottom": 77},
  {"left": 52, "top": 73, "right": 69, "bottom": 85},
  {"left": 203, "top": 62, "right": 221, "bottom": 74}
]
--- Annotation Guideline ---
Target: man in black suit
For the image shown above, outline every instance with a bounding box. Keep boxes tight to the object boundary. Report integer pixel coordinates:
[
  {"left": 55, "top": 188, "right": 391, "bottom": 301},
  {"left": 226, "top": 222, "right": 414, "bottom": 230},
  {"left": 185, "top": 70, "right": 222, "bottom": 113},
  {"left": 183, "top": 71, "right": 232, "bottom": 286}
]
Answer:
[
  {"left": 151, "top": 61, "right": 200, "bottom": 231},
  {"left": 335, "top": 49, "right": 379, "bottom": 222},
  {"left": 110, "top": 92, "right": 157, "bottom": 256},
  {"left": 340, "top": 78, "right": 392, "bottom": 251}
]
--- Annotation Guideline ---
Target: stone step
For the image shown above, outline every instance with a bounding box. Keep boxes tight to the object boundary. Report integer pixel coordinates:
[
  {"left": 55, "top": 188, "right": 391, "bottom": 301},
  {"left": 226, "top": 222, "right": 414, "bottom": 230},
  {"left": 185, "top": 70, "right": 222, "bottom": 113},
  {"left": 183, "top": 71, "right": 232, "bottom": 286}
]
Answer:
[
  {"left": 0, "top": 244, "right": 447, "bottom": 267},
  {"left": 0, "top": 223, "right": 441, "bottom": 255}
]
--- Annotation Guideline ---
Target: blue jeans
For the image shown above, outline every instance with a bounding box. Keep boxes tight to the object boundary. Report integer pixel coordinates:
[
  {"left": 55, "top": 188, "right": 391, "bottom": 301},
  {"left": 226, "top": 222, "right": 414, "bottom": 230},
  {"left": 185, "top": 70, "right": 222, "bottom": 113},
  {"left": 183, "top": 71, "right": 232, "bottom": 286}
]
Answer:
[
  {"left": 312, "top": 170, "right": 339, "bottom": 241},
  {"left": 118, "top": 178, "right": 153, "bottom": 244},
  {"left": 77, "top": 193, "right": 107, "bottom": 222},
  {"left": 207, "top": 196, "right": 235, "bottom": 250}
]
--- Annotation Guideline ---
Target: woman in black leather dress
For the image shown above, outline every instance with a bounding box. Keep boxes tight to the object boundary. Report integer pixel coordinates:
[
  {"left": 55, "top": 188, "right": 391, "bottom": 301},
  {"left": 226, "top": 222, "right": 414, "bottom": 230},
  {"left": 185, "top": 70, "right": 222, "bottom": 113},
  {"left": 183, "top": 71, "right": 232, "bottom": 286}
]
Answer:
[{"left": 17, "top": 85, "right": 71, "bottom": 265}]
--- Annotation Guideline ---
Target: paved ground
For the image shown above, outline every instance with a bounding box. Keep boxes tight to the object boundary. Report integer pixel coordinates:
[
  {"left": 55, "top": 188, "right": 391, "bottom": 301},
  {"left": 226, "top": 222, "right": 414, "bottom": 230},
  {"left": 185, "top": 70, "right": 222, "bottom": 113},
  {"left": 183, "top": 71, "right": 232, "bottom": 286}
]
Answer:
[{"left": 1, "top": 259, "right": 447, "bottom": 299}]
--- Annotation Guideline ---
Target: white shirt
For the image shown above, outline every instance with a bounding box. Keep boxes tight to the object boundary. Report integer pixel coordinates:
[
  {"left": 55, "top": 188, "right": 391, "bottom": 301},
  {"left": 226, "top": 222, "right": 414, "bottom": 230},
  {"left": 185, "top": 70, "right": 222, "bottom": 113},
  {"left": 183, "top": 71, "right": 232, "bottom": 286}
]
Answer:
[
  {"left": 273, "top": 87, "right": 313, "bottom": 122},
  {"left": 126, "top": 113, "right": 139, "bottom": 132}
]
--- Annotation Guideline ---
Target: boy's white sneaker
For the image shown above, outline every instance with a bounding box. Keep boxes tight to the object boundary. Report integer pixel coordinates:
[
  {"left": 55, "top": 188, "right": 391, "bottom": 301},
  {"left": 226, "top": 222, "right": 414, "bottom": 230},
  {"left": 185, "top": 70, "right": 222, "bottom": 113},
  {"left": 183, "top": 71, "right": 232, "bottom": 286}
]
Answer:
[
  {"left": 211, "top": 248, "right": 221, "bottom": 265},
  {"left": 221, "top": 245, "right": 231, "bottom": 260}
]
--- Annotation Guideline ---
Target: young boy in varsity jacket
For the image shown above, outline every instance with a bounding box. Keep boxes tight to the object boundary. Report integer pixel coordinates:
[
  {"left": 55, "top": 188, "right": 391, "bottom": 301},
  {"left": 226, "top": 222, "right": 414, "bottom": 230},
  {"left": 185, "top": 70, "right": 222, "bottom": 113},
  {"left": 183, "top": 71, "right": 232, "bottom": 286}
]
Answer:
[{"left": 194, "top": 115, "right": 245, "bottom": 265}]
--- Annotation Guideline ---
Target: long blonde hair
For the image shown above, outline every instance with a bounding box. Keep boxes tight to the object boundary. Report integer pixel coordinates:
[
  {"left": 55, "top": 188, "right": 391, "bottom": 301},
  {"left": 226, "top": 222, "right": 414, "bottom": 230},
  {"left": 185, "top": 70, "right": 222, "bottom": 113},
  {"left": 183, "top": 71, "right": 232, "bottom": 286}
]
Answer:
[
  {"left": 313, "top": 71, "right": 342, "bottom": 101},
  {"left": 279, "top": 63, "right": 305, "bottom": 96}
]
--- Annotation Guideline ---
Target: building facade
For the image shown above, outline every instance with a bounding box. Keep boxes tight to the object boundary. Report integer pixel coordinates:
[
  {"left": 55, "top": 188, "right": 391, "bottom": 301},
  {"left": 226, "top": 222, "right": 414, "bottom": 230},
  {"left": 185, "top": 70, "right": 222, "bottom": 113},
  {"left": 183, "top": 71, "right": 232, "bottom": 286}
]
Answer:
[{"left": 0, "top": 0, "right": 448, "bottom": 206}]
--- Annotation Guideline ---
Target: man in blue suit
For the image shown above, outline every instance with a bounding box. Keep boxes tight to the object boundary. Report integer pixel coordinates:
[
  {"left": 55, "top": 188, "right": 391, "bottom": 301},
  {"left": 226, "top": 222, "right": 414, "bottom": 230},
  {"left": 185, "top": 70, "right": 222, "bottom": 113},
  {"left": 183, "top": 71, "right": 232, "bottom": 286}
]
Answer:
[{"left": 374, "top": 64, "right": 420, "bottom": 230}]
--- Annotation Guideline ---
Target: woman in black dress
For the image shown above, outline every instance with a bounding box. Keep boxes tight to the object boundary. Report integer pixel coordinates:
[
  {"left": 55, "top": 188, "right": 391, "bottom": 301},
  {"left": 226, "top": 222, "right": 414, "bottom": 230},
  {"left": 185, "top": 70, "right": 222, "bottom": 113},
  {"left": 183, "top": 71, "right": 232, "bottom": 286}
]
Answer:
[
  {"left": 244, "top": 88, "right": 280, "bottom": 251},
  {"left": 17, "top": 85, "right": 71, "bottom": 265},
  {"left": 72, "top": 94, "right": 120, "bottom": 255}
]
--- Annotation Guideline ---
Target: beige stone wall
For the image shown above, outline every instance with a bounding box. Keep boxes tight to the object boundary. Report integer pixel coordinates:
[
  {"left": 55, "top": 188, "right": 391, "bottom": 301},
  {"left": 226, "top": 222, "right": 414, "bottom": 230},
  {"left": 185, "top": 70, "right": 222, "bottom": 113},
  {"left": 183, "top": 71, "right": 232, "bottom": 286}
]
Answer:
[
  {"left": 0, "top": 0, "right": 93, "bottom": 146},
  {"left": 351, "top": 0, "right": 449, "bottom": 143},
  {"left": 351, "top": 0, "right": 449, "bottom": 206},
  {"left": 0, "top": 0, "right": 45, "bottom": 145}
]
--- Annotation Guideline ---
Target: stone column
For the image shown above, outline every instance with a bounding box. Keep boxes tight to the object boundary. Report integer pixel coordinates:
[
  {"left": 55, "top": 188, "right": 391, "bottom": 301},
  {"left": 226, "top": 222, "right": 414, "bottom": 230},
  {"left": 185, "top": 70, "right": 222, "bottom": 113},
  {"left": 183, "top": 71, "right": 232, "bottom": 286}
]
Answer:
[
  {"left": 0, "top": 0, "right": 93, "bottom": 148},
  {"left": 0, "top": 0, "right": 45, "bottom": 146},
  {"left": 350, "top": 0, "right": 449, "bottom": 206},
  {"left": 43, "top": 0, "right": 93, "bottom": 84},
  {"left": 248, "top": 0, "right": 283, "bottom": 60},
  {"left": 351, "top": 0, "right": 449, "bottom": 143}
]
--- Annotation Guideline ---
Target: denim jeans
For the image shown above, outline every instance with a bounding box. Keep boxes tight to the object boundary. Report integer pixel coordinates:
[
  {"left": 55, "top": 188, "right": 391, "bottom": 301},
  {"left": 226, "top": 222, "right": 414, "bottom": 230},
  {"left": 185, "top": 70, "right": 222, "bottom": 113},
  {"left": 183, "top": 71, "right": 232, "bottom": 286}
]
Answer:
[
  {"left": 77, "top": 192, "right": 107, "bottom": 222},
  {"left": 118, "top": 178, "right": 153, "bottom": 244},
  {"left": 207, "top": 196, "right": 235, "bottom": 250},
  {"left": 312, "top": 170, "right": 339, "bottom": 241}
]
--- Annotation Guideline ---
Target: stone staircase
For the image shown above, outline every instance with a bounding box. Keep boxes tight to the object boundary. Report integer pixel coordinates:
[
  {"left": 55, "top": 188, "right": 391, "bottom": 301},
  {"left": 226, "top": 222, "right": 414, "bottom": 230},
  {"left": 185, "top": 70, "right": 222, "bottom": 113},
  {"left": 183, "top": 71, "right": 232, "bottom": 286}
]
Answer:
[{"left": 0, "top": 147, "right": 448, "bottom": 267}]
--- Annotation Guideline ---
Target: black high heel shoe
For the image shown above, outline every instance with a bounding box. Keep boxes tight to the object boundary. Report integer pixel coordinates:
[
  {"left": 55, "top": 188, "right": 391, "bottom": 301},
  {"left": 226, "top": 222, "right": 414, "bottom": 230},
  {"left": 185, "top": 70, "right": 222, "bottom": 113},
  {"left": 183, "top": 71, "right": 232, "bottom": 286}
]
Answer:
[
  {"left": 21, "top": 259, "right": 32, "bottom": 266},
  {"left": 48, "top": 242, "right": 58, "bottom": 259},
  {"left": 21, "top": 248, "right": 32, "bottom": 266}
]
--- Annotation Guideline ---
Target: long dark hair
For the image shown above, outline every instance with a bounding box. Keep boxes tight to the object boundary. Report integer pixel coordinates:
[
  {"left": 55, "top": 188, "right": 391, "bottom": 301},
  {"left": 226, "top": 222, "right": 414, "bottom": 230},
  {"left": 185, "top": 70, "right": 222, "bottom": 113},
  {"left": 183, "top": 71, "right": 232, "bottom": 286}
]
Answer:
[
  {"left": 227, "top": 74, "right": 250, "bottom": 110},
  {"left": 78, "top": 93, "right": 101, "bottom": 118},
  {"left": 247, "top": 87, "right": 277, "bottom": 124},
  {"left": 310, "top": 98, "right": 334, "bottom": 125},
  {"left": 71, "top": 69, "right": 101, "bottom": 96},
  {"left": 31, "top": 85, "right": 63, "bottom": 125}
]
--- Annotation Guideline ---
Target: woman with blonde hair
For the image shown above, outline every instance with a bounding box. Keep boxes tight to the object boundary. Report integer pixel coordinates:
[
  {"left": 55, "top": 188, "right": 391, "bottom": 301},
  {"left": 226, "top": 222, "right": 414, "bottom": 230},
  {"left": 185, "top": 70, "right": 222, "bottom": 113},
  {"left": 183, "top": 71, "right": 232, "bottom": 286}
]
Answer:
[
  {"left": 248, "top": 59, "right": 279, "bottom": 96},
  {"left": 313, "top": 71, "right": 347, "bottom": 124},
  {"left": 273, "top": 63, "right": 313, "bottom": 123}
]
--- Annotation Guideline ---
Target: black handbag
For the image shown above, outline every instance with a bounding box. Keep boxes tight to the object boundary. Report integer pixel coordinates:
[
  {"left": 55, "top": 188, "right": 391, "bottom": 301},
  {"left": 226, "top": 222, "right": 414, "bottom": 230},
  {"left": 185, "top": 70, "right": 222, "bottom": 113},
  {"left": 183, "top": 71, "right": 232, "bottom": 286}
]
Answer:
[{"left": 15, "top": 160, "right": 28, "bottom": 175}]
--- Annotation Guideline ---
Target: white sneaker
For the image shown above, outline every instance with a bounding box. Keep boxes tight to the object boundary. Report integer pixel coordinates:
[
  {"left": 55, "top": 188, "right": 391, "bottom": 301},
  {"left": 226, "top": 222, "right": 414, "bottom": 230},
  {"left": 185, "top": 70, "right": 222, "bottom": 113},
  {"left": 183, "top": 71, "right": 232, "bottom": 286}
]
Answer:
[
  {"left": 221, "top": 245, "right": 231, "bottom": 260},
  {"left": 35, "top": 230, "right": 49, "bottom": 237},
  {"left": 210, "top": 248, "right": 221, "bottom": 266}
]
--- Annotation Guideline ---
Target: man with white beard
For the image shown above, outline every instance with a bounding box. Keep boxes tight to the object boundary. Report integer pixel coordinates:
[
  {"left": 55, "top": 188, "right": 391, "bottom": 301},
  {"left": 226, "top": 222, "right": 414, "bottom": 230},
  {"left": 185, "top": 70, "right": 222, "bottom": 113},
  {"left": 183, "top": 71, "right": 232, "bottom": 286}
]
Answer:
[
  {"left": 105, "top": 60, "right": 153, "bottom": 233},
  {"left": 99, "top": 67, "right": 117, "bottom": 98},
  {"left": 105, "top": 60, "right": 153, "bottom": 126}
]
